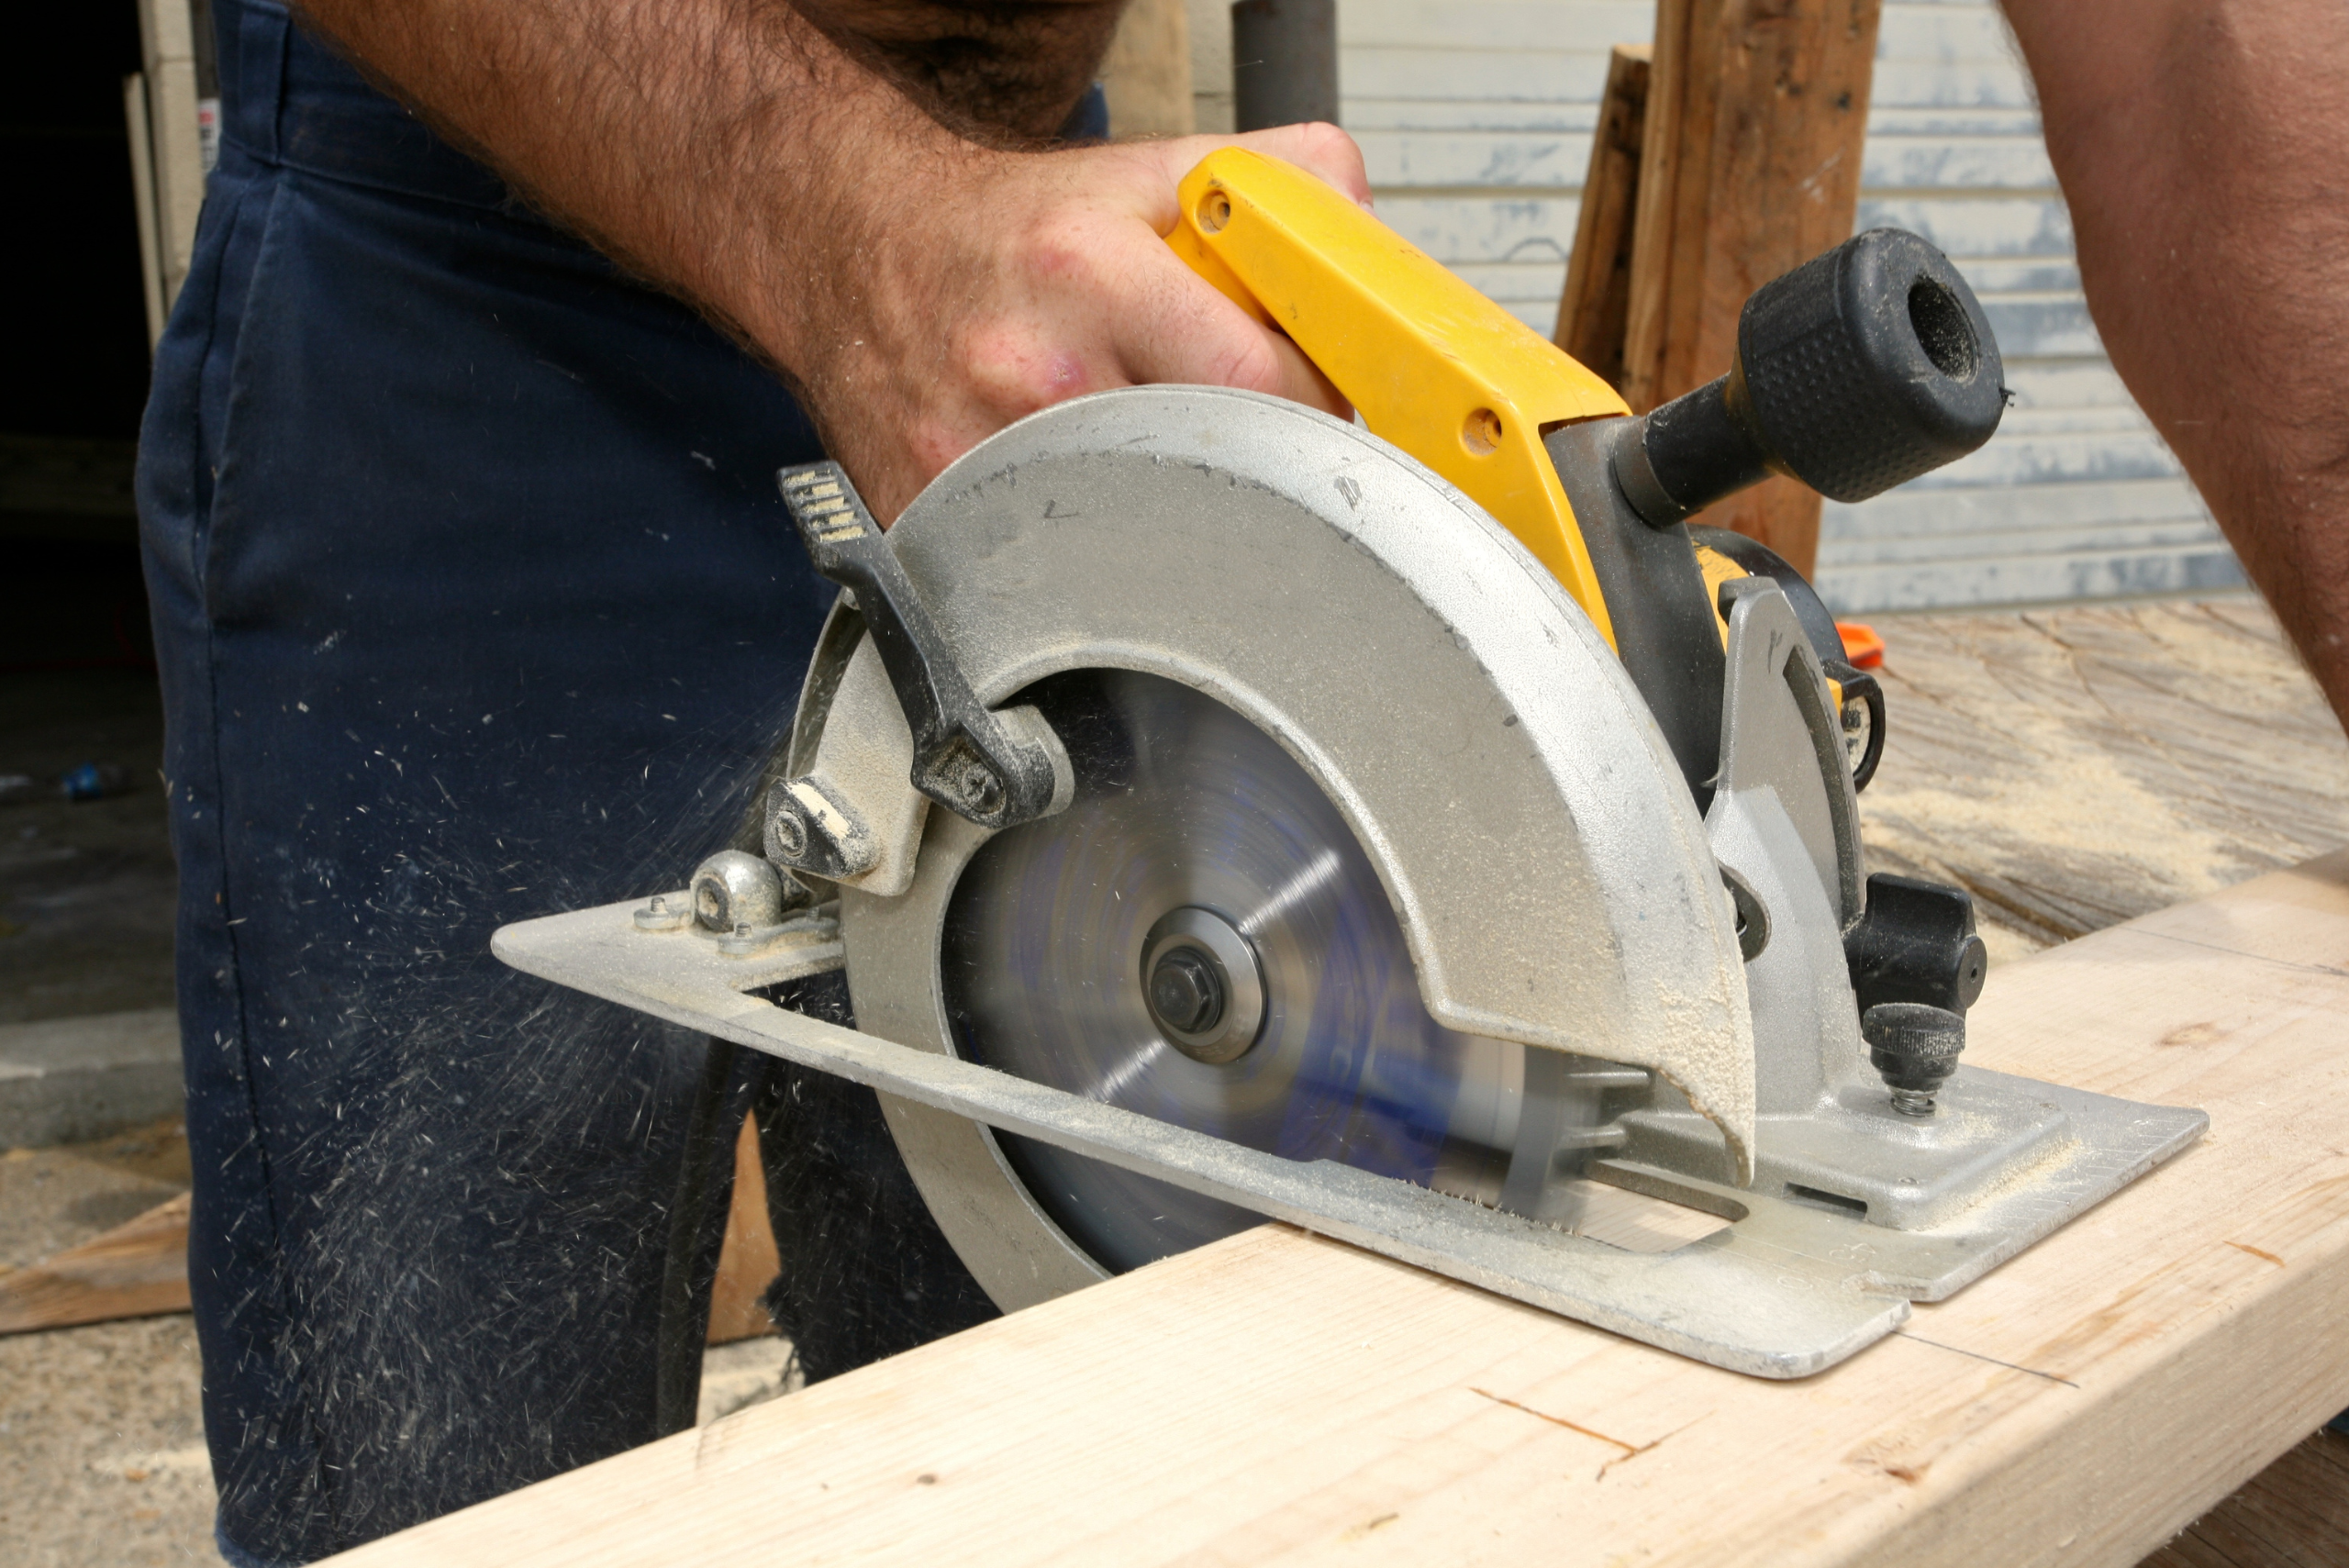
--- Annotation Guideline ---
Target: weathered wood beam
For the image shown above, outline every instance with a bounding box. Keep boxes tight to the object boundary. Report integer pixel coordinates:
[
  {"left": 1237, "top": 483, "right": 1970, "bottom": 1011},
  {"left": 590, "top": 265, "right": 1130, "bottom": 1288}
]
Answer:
[
  {"left": 1554, "top": 45, "right": 1653, "bottom": 392},
  {"left": 1623, "top": 0, "right": 1883, "bottom": 575}
]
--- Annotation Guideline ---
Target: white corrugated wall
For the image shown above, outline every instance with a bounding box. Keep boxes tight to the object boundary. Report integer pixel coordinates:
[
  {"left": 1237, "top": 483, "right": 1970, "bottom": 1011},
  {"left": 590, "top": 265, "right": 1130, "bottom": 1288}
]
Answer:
[{"left": 1193, "top": 0, "right": 2242, "bottom": 613}]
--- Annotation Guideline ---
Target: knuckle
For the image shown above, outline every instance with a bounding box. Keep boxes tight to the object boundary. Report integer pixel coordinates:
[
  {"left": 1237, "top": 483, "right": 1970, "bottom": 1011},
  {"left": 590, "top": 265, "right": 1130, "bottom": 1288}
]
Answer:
[
  {"left": 956, "top": 322, "right": 1093, "bottom": 415},
  {"left": 1200, "top": 331, "right": 1283, "bottom": 395}
]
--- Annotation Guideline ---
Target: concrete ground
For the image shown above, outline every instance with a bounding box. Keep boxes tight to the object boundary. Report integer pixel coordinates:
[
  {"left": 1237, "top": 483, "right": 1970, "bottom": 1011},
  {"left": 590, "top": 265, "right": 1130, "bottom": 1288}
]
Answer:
[
  {"left": 0, "top": 668, "right": 177, "bottom": 1026},
  {"left": 0, "top": 1118, "right": 797, "bottom": 1567},
  {"left": 1, "top": 1120, "right": 219, "bottom": 1567}
]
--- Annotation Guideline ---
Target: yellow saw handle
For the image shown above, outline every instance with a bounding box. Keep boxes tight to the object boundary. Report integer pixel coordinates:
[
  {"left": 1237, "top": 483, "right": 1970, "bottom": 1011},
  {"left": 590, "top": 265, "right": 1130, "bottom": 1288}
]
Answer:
[{"left": 1166, "top": 148, "right": 1629, "bottom": 648}]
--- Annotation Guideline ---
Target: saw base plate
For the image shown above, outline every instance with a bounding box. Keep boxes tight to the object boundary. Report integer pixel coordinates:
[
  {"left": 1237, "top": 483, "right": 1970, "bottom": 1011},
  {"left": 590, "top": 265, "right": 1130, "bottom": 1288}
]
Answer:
[{"left": 493, "top": 895, "right": 2205, "bottom": 1379}]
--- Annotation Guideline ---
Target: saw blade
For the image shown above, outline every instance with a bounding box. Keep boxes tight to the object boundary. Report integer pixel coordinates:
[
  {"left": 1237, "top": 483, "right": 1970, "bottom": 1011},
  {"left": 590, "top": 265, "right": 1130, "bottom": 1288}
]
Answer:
[{"left": 941, "top": 668, "right": 1596, "bottom": 1274}]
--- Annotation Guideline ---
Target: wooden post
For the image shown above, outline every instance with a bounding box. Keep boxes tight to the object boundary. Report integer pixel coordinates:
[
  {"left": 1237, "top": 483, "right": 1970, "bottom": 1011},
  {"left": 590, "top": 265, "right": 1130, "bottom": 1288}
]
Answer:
[
  {"left": 1103, "top": 0, "right": 1198, "bottom": 138},
  {"left": 1553, "top": 46, "right": 1653, "bottom": 392},
  {"left": 1620, "top": 0, "right": 1882, "bottom": 575}
]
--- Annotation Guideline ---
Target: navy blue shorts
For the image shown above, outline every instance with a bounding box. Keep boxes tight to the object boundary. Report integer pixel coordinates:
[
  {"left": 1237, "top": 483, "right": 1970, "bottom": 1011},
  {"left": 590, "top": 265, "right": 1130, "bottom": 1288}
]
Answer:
[{"left": 136, "top": 4, "right": 1040, "bottom": 1559}]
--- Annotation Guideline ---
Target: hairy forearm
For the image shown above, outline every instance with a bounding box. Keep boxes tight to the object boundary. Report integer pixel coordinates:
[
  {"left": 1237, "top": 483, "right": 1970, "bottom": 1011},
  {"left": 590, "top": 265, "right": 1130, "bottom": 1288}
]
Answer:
[
  {"left": 284, "top": 0, "right": 1363, "bottom": 520},
  {"left": 2003, "top": 0, "right": 2349, "bottom": 718},
  {"left": 291, "top": 0, "right": 978, "bottom": 371}
]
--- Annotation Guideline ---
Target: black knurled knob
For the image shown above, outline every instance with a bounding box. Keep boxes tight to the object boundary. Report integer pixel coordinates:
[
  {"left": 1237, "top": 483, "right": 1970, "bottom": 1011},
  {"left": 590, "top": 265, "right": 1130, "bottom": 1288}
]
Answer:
[
  {"left": 1863, "top": 1001, "right": 1967, "bottom": 1118},
  {"left": 1612, "top": 228, "right": 2006, "bottom": 525},
  {"left": 1737, "top": 228, "right": 2006, "bottom": 502}
]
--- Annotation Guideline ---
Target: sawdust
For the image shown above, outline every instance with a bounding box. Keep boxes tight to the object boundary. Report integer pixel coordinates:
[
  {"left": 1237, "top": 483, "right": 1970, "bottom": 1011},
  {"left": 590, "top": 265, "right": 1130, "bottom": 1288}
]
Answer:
[{"left": 1857, "top": 597, "right": 2349, "bottom": 956}]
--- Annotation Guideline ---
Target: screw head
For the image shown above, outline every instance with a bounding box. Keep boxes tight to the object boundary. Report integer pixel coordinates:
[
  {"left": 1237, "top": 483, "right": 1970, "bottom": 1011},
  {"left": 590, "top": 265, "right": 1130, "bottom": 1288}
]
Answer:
[
  {"left": 958, "top": 762, "right": 1002, "bottom": 813},
  {"left": 772, "top": 810, "right": 808, "bottom": 859}
]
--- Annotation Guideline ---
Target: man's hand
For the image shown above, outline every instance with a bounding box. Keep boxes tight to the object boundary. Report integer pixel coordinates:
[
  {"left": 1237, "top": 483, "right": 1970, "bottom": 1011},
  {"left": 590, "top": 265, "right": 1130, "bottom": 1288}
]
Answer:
[
  {"left": 774, "top": 125, "right": 1367, "bottom": 518},
  {"left": 291, "top": 0, "right": 1369, "bottom": 521}
]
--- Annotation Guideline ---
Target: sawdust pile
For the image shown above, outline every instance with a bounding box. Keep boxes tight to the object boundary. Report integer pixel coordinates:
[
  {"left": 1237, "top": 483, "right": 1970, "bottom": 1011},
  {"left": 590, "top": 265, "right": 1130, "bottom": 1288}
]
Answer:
[{"left": 1858, "top": 596, "right": 2349, "bottom": 962}]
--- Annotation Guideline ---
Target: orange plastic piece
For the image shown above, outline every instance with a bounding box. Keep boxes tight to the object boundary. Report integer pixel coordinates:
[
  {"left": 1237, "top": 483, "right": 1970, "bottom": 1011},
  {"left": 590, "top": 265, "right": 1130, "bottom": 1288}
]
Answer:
[{"left": 1837, "top": 621, "right": 1885, "bottom": 670}]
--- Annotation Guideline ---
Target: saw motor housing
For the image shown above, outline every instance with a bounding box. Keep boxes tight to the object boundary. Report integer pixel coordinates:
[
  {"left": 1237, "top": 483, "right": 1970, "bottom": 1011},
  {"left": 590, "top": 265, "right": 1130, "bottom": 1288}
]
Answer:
[{"left": 491, "top": 151, "right": 2204, "bottom": 1378}]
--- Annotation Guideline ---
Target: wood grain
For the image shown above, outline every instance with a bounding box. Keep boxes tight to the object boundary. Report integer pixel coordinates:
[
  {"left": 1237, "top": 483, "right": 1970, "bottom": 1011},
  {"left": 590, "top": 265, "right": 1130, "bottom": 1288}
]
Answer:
[
  {"left": 323, "top": 847, "right": 2349, "bottom": 1568},
  {"left": 1553, "top": 45, "right": 1652, "bottom": 388},
  {"left": 0, "top": 1191, "right": 189, "bottom": 1334},
  {"left": 2142, "top": 1428, "right": 2349, "bottom": 1568},
  {"left": 1861, "top": 599, "right": 2349, "bottom": 959}
]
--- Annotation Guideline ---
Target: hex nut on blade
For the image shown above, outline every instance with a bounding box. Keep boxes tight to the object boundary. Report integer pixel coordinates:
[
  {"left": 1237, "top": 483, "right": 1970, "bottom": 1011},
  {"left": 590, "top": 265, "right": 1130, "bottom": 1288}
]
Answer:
[{"left": 1140, "top": 906, "right": 1266, "bottom": 1065}]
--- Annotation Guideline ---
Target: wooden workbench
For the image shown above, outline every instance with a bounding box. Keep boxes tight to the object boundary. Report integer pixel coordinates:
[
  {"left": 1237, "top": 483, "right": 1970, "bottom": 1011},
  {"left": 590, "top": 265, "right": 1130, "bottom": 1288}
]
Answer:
[{"left": 328, "top": 598, "right": 2349, "bottom": 1568}]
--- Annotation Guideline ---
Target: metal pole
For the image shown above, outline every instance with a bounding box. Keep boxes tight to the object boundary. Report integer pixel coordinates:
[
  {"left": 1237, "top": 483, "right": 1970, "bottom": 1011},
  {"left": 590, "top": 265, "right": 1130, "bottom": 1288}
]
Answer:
[{"left": 1230, "top": 0, "right": 1339, "bottom": 130}]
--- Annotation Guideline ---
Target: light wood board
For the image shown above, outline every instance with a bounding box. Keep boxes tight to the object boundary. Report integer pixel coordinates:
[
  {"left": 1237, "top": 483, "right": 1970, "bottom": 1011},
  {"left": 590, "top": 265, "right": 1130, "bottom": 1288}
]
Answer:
[
  {"left": 706, "top": 1115, "right": 783, "bottom": 1346},
  {"left": 326, "top": 846, "right": 2349, "bottom": 1567}
]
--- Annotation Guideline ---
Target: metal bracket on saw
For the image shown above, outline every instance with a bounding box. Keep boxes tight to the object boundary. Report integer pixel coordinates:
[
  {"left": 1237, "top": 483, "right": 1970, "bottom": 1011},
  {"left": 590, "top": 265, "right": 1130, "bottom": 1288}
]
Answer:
[{"left": 775, "top": 462, "right": 1073, "bottom": 837}]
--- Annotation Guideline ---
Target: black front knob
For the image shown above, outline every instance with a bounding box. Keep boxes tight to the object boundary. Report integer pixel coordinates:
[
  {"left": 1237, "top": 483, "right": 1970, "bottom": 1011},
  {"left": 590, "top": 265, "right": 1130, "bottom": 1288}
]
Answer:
[{"left": 1613, "top": 228, "right": 2006, "bottom": 526}]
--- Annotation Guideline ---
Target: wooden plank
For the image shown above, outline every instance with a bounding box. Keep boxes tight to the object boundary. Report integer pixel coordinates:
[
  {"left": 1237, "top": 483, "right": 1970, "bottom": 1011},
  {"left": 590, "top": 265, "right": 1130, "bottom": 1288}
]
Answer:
[
  {"left": 1553, "top": 45, "right": 1651, "bottom": 388},
  {"left": 324, "top": 846, "right": 2349, "bottom": 1567},
  {"left": 1856, "top": 601, "right": 2349, "bottom": 954},
  {"left": 0, "top": 1191, "right": 189, "bottom": 1334},
  {"left": 2142, "top": 1429, "right": 2349, "bottom": 1567},
  {"left": 1623, "top": 0, "right": 1883, "bottom": 575}
]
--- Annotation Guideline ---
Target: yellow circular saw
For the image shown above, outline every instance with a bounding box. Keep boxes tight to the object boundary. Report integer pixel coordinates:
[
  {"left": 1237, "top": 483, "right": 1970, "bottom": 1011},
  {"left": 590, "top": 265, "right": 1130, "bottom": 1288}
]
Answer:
[{"left": 496, "top": 151, "right": 2205, "bottom": 1377}]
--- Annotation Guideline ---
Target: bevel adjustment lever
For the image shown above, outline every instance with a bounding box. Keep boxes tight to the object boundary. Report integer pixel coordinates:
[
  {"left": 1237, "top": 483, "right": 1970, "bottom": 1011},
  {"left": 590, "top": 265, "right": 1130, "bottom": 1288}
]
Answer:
[{"left": 778, "top": 462, "right": 1071, "bottom": 831}]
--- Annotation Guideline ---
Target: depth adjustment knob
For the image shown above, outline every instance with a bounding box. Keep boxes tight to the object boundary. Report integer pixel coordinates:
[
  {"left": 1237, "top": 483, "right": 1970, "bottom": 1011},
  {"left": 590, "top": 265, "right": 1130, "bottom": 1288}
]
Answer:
[
  {"left": 1864, "top": 1002, "right": 1967, "bottom": 1118},
  {"left": 1612, "top": 228, "right": 2006, "bottom": 528}
]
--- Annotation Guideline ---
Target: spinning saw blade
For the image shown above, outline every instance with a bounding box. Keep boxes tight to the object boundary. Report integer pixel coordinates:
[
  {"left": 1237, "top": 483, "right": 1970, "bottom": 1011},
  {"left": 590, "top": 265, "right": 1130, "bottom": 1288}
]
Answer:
[{"left": 941, "top": 669, "right": 1598, "bottom": 1272}]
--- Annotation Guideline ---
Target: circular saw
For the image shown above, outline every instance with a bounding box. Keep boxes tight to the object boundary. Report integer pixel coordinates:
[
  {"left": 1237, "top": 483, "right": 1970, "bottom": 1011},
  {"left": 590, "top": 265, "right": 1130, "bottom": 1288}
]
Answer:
[{"left": 495, "top": 150, "right": 2206, "bottom": 1376}]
